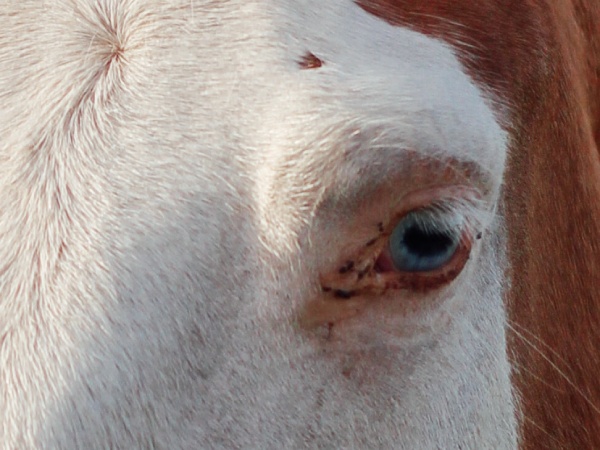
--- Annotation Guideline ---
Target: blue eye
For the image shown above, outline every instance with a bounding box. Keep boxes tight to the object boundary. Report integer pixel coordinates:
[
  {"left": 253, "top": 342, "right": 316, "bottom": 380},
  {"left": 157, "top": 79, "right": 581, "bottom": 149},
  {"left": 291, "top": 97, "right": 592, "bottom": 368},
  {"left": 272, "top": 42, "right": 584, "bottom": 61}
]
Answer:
[{"left": 389, "top": 210, "right": 462, "bottom": 272}]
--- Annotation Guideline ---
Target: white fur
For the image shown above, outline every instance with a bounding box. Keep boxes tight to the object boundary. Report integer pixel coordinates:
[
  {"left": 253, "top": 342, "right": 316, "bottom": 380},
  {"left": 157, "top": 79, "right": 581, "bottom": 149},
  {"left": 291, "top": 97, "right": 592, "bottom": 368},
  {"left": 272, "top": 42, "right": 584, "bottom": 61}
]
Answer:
[{"left": 0, "top": 1, "right": 517, "bottom": 448}]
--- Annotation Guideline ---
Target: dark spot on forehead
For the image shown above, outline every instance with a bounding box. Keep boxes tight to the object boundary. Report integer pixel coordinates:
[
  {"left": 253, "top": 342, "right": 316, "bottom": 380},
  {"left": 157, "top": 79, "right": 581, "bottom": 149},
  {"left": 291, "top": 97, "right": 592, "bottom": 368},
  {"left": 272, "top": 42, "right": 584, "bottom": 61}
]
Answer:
[{"left": 299, "top": 52, "right": 324, "bottom": 69}]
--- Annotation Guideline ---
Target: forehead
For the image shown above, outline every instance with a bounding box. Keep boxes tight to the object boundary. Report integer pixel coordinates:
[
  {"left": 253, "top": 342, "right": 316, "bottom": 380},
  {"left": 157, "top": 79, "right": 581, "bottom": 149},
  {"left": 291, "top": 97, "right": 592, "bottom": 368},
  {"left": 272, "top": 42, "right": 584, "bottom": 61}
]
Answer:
[
  {"left": 355, "top": 0, "right": 548, "bottom": 106},
  {"left": 262, "top": 1, "right": 511, "bottom": 175}
]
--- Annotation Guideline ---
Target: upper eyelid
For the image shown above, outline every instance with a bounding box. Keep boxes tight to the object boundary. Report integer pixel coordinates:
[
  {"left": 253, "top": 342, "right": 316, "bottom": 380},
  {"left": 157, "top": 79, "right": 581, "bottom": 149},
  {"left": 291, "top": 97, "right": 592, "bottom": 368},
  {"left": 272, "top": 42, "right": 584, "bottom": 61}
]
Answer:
[
  {"left": 315, "top": 150, "right": 495, "bottom": 217},
  {"left": 403, "top": 207, "right": 464, "bottom": 234}
]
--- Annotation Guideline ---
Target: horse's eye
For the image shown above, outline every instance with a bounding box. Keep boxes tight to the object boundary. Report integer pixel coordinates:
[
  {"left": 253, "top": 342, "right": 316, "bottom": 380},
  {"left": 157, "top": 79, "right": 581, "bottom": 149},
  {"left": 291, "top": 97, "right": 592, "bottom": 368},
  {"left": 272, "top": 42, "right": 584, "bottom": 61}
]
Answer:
[{"left": 388, "top": 209, "right": 462, "bottom": 272}]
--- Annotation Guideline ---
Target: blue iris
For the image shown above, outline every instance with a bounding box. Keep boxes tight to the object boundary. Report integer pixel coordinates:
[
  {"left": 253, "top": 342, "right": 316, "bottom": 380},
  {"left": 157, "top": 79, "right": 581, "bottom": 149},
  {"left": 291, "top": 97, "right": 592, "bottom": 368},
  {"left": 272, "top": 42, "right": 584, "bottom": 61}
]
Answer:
[{"left": 389, "top": 210, "right": 461, "bottom": 272}]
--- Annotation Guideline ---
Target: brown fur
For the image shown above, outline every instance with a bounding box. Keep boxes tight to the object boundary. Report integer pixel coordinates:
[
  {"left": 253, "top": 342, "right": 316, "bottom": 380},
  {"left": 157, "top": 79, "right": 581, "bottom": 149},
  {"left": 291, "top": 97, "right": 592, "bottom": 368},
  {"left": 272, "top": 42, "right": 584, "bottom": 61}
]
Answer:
[{"left": 356, "top": 1, "right": 600, "bottom": 448}]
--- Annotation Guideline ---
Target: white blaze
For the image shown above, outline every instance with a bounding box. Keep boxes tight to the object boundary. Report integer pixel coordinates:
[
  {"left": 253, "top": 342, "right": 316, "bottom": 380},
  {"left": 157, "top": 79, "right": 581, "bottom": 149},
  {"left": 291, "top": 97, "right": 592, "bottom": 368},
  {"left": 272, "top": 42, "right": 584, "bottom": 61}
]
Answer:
[{"left": 0, "top": 0, "right": 516, "bottom": 448}]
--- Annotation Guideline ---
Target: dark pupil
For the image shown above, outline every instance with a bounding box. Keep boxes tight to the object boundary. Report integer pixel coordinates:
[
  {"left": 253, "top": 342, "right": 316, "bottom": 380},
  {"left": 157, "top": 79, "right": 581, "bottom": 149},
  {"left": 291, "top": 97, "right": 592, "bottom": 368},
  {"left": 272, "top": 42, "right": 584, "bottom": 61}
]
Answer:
[{"left": 403, "top": 225, "right": 454, "bottom": 257}]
